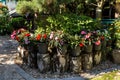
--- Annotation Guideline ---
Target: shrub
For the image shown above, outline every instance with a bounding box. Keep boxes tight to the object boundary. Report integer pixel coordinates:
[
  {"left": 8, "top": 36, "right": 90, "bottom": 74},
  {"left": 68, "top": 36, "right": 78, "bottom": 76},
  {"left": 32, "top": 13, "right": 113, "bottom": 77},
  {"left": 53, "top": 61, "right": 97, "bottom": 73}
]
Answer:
[
  {"left": 0, "top": 4, "right": 13, "bottom": 35},
  {"left": 113, "top": 19, "right": 120, "bottom": 49},
  {"left": 46, "top": 13, "right": 102, "bottom": 35}
]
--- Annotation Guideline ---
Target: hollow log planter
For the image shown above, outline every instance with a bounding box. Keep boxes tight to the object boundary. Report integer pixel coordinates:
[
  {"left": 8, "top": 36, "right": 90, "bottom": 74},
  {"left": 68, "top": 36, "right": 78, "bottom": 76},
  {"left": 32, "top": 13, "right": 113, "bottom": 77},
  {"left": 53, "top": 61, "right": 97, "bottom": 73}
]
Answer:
[
  {"left": 17, "top": 44, "right": 29, "bottom": 64},
  {"left": 56, "top": 44, "right": 69, "bottom": 73},
  {"left": 82, "top": 53, "right": 93, "bottom": 71},
  {"left": 112, "top": 49, "right": 120, "bottom": 64},
  {"left": 70, "top": 46, "right": 82, "bottom": 73},
  {"left": 27, "top": 43, "right": 38, "bottom": 68},
  {"left": 82, "top": 45, "right": 93, "bottom": 71},
  {"left": 101, "top": 40, "right": 107, "bottom": 61},
  {"left": 37, "top": 43, "right": 50, "bottom": 73},
  {"left": 93, "top": 44, "right": 102, "bottom": 66},
  {"left": 17, "top": 43, "right": 38, "bottom": 68}
]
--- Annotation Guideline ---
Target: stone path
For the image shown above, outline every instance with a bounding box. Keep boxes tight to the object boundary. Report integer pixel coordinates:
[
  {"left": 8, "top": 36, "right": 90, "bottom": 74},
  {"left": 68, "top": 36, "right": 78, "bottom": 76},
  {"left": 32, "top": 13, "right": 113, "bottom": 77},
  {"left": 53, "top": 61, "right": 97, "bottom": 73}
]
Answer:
[{"left": 0, "top": 36, "right": 85, "bottom": 80}]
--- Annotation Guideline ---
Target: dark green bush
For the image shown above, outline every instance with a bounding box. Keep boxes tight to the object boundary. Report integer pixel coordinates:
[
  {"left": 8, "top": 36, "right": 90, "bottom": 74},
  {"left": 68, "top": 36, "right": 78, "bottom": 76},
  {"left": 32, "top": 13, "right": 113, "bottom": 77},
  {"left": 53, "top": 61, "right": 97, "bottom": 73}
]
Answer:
[
  {"left": 112, "top": 19, "right": 120, "bottom": 49},
  {"left": 46, "top": 13, "right": 102, "bottom": 35},
  {"left": 9, "top": 17, "right": 26, "bottom": 30},
  {"left": 0, "top": 5, "right": 13, "bottom": 35}
]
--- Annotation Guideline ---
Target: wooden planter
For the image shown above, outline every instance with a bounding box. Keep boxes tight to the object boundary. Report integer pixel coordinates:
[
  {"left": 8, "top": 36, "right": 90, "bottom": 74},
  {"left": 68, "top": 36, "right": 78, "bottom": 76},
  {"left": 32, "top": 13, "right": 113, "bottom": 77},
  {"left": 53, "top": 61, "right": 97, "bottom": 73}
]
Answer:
[
  {"left": 101, "top": 40, "right": 107, "bottom": 61},
  {"left": 56, "top": 44, "right": 69, "bottom": 73},
  {"left": 84, "top": 45, "right": 93, "bottom": 53},
  {"left": 37, "top": 53, "right": 50, "bottom": 73},
  {"left": 70, "top": 56, "right": 82, "bottom": 73},
  {"left": 94, "top": 44, "right": 101, "bottom": 51},
  {"left": 71, "top": 46, "right": 81, "bottom": 57},
  {"left": 27, "top": 43, "right": 38, "bottom": 68},
  {"left": 93, "top": 51, "right": 102, "bottom": 66},
  {"left": 18, "top": 43, "right": 38, "bottom": 68},
  {"left": 82, "top": 53, "right": 93, "bottom": 71},
  {"left": 37, "top": 43, "right": 48, "bottom": 54},
  {"left": 112, "top": 49, "right": 120, "bottom": 64}
]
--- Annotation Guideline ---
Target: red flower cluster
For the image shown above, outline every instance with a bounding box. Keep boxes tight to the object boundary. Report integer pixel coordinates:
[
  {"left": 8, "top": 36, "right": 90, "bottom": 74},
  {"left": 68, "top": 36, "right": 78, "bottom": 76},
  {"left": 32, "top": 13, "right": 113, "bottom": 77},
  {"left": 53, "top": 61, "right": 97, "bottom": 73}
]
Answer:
[
  {"left": 25, "top": 33, "right": 30, "bottom": 37},
  {"left": 36, "top": 34, "right": 47, "bottom": 41},
  {"left": 43, "top": 34, "right": 47, "bottom": 39},
  {"left": 79, "top": 43, "right": 84, "bottom": 47},
  {"left": 15, "top": 36, "right": 20, "bottom": 41},
  {"left": 36, "top": 34, "right": 41, "bottom": 40},
  {"left": 101, "top": 36, "right": 104, "bottom": 40}
]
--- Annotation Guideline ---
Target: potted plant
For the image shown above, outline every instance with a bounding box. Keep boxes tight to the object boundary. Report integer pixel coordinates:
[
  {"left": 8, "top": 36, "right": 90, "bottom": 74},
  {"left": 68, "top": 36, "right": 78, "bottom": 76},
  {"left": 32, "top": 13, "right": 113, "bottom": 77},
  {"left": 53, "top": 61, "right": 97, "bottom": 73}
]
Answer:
[
  {"left": 80, "top": 31, "right": 93, "bottom": 53},
  {"left": 68, "top": 34, "right": 83, "bottom": 57},
  {"left": 34, "top": 27, "right": 48, "bottom": 54},
  {"left": 11, "top": 28, "right": 38, "bottom": 68}
]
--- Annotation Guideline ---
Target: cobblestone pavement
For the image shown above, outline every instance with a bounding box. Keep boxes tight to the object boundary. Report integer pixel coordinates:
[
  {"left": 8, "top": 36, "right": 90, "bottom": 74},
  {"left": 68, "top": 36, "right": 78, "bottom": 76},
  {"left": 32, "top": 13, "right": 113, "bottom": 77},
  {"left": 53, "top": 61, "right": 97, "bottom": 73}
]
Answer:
[{"left": 0, "top": 36, "right": 85, "bottom": 80}]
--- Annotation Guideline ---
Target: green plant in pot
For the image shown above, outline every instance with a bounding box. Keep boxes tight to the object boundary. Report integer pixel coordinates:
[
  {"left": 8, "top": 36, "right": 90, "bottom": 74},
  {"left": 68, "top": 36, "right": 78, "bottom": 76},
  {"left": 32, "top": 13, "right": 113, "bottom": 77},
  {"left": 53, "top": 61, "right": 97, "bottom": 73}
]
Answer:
[
  {"left": 49, "top": 30, "right": 68, "bottom": 50},
  {"left": 80, "top": 31, "right": 93, "bottom": 53},
  {"left": 34, "top": 27, "right": 48, "bottom": 54},
  {"left": 92, "top": 30, "right": 102, "bottom": 51},
  {"left": 68, "top": 34, "right": 84, "bottom": 57}
]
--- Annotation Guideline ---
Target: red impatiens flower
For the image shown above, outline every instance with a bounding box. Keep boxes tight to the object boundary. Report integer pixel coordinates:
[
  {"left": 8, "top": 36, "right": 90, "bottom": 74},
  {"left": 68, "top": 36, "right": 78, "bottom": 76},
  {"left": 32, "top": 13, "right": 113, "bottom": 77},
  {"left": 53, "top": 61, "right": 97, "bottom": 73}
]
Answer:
[
  {"left": 79, "top": 43, "right": 84, "bottom": 47},
  {"left": 36, "top": 34, "right": 41, "bottom": 40},
  {"left": 95, "top": 40, "right": 101, "bottom": 46},
  {"left": 101, "top": 36, "right": 104, "bottom": 40},
  {"left": 15, "top": 36, "right": 20, "bottom": 41},
  {"left": 43, "top": 34, "right": 47, "bottom": 39},
  {"left": 25, "top": 33, "right": 30, "bottom": 37}
]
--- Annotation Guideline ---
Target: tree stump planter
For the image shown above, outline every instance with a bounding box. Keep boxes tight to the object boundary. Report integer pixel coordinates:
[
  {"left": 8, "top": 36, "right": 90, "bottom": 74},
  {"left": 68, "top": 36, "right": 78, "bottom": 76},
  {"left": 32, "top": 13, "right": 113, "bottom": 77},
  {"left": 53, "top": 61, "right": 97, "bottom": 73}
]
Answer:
[
  {"left": 112, "top": 49, "right": 120, "bottom": 64},
  {"left": 82, "top": 53, "right": 93, "bottom": 71},
  {"left": 101, "top": 40, "right": 107, "bottom": 61},
  {"left": 17, "top": 44, "right": 29, "bottom": 65},
  {"left": 93, "top": 51, "right": 102, "bottom": 66},
  {"left": 70, "top": 46, "right": 81, "bottom": 57},
  {"left": 84, "top": 45, "right": 93, "bottom": 53},
  {"left": 70, "top": 56, "right": 82, "bottom": 73},
  {"left": 37, "top": 43, "right": 48, "bottom": 54},
  {"left": 37, "top": 53, "right": 50, "bottom": 73},
  {"left": 94, "top": 44, "right": 101, "bottom": 51},
  {"left": 56, "top": 45, "right": 69, "bottom": 73},
  {"left": 27, "top": 43, "right": 38, "bottom": 68},
  {"left": 37, "top": 43, "right": 50, "bottom": 73}
]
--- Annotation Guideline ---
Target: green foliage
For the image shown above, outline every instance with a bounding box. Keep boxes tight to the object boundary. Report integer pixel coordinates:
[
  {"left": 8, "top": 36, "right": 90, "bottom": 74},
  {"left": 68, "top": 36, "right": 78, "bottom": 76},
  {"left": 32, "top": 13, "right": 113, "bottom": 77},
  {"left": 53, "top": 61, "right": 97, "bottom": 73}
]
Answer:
[
  {"left": 9, "top": 17, "right": 26, "bottom": 30},
  {"left": 0, "top": 6, "right": 13, "bottom": 35},
  {"left": 46, "top": 13, "right": 101, "bottom": 35},
  {"left": 113, "top": 19, "right": 120, "bottom": 49},
  {"left": 16, "top": 0, "right": 43, "bottom": 15}
]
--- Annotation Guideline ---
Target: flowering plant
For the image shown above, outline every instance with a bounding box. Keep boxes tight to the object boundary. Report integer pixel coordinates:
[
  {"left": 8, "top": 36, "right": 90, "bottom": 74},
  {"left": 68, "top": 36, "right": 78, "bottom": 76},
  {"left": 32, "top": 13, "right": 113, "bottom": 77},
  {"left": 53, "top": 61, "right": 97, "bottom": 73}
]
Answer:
[
  {"left": 80, "top": 31, "right": 93, "bottom": 46},
  {"left": 101, "top": 29, "right": 111, "bottom": 41},
  {"left": 92, "top": 30, "right": 101, "bottom": 46},
  {"left": 49, "top": 30, "right": 68, "bottom": 47},
  {"left": 35, "top": 33, "right": 47, "bottom": 43},
  {"left": 68, "top": 34, "right": 84, "bottom": 49},
  {"left": 11, "top": 28, "right": 34, "bottom": 45},
  {"left": 34, "top": 27, "right": 48, "bottom": 43}
]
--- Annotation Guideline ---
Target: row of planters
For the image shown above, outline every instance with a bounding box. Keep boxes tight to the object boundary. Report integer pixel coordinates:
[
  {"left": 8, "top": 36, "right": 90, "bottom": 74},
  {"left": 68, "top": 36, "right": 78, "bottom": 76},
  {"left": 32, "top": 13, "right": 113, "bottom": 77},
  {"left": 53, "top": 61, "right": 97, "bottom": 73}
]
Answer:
[{"left": 11, "top": 26, "right": 112, "bottom": 73}]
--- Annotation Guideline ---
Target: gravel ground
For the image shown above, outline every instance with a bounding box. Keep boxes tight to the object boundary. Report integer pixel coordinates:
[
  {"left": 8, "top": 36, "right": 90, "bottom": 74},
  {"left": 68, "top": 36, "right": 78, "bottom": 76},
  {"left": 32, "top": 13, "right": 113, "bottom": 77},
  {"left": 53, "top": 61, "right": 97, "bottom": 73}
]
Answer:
[{"left": 1, "top": 35, "right": 120, "bottom": 80}]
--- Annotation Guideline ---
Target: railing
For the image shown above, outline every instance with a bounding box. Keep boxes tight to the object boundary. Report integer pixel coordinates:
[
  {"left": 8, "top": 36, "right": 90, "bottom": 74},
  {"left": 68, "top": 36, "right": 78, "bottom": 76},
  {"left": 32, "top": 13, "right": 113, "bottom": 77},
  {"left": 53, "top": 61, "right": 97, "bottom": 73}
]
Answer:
[{"left": 101, "top": 19, "right": 116, "bottom": 24}]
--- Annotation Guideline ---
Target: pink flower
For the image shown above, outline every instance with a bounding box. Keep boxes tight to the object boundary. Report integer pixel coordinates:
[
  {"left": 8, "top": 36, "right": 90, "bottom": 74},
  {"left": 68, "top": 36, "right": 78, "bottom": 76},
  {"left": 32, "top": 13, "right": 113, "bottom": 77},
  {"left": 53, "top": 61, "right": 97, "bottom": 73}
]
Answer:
[
  {"left": 55, "top": 37, "right": 59, "bottom": 41},
  {"left": 81, "top": 31, "right": 86, "bottom": 35},
  {"left": 95, "top": 40, "right": 101, "bottom": 46},
  {"left": 50, "top": 32, "right": 54, "bottom": 39},
  {"left": 11, "top": 30, "right": 17, "bottom": 39},
  {"left": 85, "top": 33, "right": 91, "bottom": 39}
]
